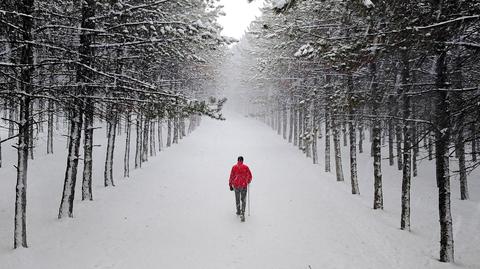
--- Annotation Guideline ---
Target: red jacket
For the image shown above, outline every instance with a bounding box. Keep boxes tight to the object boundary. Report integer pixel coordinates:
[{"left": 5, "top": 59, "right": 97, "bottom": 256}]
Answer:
[{"left": 229, "top": 161, "right": 252, "bottom": 189}]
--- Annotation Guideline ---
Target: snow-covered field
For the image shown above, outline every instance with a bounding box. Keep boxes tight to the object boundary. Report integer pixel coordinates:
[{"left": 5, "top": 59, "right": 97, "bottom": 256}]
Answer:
[{"left": 0, "top": 113, "right": 479, "bottom": 269}]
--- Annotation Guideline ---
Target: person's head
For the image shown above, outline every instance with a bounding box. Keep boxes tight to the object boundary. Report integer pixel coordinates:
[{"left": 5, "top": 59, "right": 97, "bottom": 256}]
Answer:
[{"left": 237, "top": 156, "right": 244, "bottom": 163}]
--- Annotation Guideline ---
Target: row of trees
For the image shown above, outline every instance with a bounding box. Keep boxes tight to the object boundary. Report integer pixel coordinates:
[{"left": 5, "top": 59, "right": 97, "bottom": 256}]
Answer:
[
  {"left": 0, "top": 0, "right": 228, "bottom": 249},
  {"left": 235, "top": 0, "right": 480, "bottom": 263}
]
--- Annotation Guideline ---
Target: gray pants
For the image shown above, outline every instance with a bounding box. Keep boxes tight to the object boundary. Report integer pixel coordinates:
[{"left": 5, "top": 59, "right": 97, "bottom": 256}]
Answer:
[{"left": 234, "top": 188, "right": 247, "bottom": 215}]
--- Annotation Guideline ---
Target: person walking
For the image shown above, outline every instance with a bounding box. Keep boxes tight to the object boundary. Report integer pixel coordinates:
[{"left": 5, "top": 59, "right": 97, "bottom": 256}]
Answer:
[{"left": 229, "top": 156, "right": 252, "bottom": 222}]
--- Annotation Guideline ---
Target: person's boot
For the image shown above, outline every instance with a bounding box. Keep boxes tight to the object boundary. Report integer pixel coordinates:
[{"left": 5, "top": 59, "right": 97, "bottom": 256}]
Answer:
[
  {"left": 236, "top": 210, "right": 241, "bottom": 216},
  {"left": 240, "top": 214, "right": 245, "bottom": 222}
]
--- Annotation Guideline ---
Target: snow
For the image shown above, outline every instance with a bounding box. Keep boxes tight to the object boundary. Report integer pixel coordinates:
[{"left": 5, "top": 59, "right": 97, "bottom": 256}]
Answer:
[
  {"left": 0, "top": 113, "right": 479, "bottom": 268},
  {"left": 272, "top": 0, "right": 288, "bottom": 9},
  {"left": 362, "top": 0, "right": 375, "bottom": 8}
]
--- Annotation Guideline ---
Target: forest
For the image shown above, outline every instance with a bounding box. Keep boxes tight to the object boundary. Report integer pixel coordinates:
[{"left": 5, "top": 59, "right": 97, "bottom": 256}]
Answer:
[
  {"left": 0, "top": 0, "right": 228, "bottom": 250},
  {"left": 1, "top": 0, "right": 480, "bottom": 266},
  {"left": 229, "top": 0, "right": 480, "bottom": 263}
]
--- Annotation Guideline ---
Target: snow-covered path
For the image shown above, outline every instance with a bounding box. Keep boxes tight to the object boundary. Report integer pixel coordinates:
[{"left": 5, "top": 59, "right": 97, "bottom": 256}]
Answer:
[{"left": 1, "top": 113, "right": 478, "bottom": 268}]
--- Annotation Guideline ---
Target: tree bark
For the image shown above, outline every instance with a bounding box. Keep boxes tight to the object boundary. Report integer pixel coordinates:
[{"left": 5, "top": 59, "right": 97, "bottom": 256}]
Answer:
[
  {"left": 59, "top": 0, "right": 94, "bottom": 218},
  {"left": 434, "top": 51, "right": 454, "bottom": 263},
  {"left": 400, "top": 50, "right": 412, "bottom": 230},
  {"left": 135, "top": 114, "right": 142, "bottom": 169},
  {"left": 104, "top": 113, "right": 117, "bottom": 187},
  {"left": 347, "top": 75, "right": 359, "bottom": 194},
  {"left": 47, "top": 100, "right": 54, "bottom": 154},
  {"left": 333, "top": 117, "right": 344, "bottom": 182},
  {"left": 14, "top": 3, "right": 34, "bottom": 244},
  {"left": 370, "top": 59, "right": 383, "bottom": 210},
  {"left": 124, "top": 112, "right": 131, "bottom": 178},
  {"left": 167, "top": 116, "right": 172, "bottom": 147},
  {"left": 81, "top": 100, "right": 94, "bottom": 200},
  {"left": 142, "top": 118, "right": 149, "bottom": 162}
]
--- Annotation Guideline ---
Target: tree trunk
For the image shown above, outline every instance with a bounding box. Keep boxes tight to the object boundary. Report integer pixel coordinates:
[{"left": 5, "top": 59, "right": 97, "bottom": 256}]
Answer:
[
  {"left": 325, "top": 113, "right": 331, "bottom": 172},
  {"left": 370, "top": 59, "right": 383, "bottom": 210},
  {"left": 150, "top": 120, "right": 156, "bottom": 156},
  {"left": 142, "top": 118, "right": 149, "bottom": 162},
  {"left": 47, "top": 100, "right": 54, "bottom": 154},
  {"left": 400, "top": 50, "right": 412, "bottom": 230},
  {"left": 59, "top": 0, "right": 94, "bottom": 218},
  {"left": 158, "top": 118, "right": 163, "bottom": 151},
  {"left": 347, "top": 76, "right": 359, "bottom": 194},
  {"left": 14, "top": 4, "right": 34, "bottom": 243},
  {"left": 167, "top": 116, "right": 172, "bottom": 147},
  {"left": 28, "top": 102, "right": 34, "bottom": 160},
  {"left": 8, "top": 100, "right": 15, "bottom": 137},
  {"left": 282, "top": 104, "right": 287, "bottom": 139},
  {"left": 124, "top": 112, "right": 131, "bottom": 178},
  {"left": 388, "top": 117, "right": 394, "bottom": 166},
  {"left": 15, "top": 96, "right": 30, "bottom": 248},
  {"left": 135, "top": 114, "right": 142, "bottom": 169},
  {"left": 298, "top": 105, "right": 304, "bottom": 150},
  {"left": 288, "top": 104, "right": 294, "bottom": 143},
  {"left": 293, "top": 105, "right": 298, "bottom": 146},
  {"left": 58, "top": 107, "right": 83, "bottom": 218},
  {"left": 358, "top": 121, "right": 364, "bottom": 153},
  {"left": 434, "top": 51, "right": 454, "bottom": 263},
  {"left": 104, "top": 114, "right": 117, "bottom": 187},
  {"left": 333, "top": 118, "right": 344, "bottom": 182},
  {"left": 471, "top": 122, "right": 477, "bottom": 162},
  {"left": 81, "top": 100, "right": 94, "bottom": 201}
]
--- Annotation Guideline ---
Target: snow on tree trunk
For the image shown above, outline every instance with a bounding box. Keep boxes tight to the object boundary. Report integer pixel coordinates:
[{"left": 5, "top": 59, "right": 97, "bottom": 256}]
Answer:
[
  {"left": 347, "top": 76, "right": 359, "bottom": 194},
  {"left": 332, "top": 118, "right": 344, "bottom": 182},
  {"left": 28, "top": 102, "right": 33, "bottom": 160},
  {"left": 81, "top": 101, "right": 94, "bottom": 201},
  {"left": 135, "top": 114, "right": 142, "bottom": 169},
  {"left": 124, "top": 113, "right": 131, "bottom": 178},
  {"left": 15, "top": 96, "right": 30, "bottom": 248},
  {"left": 59, "top": 0, "right": 94, "bottom": 217},
  {"left": 370, "top": 59, "right": 383, "bottom": 210},
  {"left": 358, "top": 121, "right": 364, "bottom": 154},
  {"left": 47, "top": 100, "right": 54, "bottom": 154},
  {"left": 412, "top": 103, "right": 418, "bottom": 177},
  {"left": 434, "top": 52, "right": 454, "bottom": 263},
  {"left": 58, "top": 107, "right": 83, "bottom": 218},
  {"left": 325, "top": 111, "right": 331, "bottom": 173},
  {"left": 14, "top": 5, "right": 34, "bottom": 243},
  {"left": 400, "top": 51, "right": 412, "bottom": 230},
  {"left": 104, "top": 114, "right": 117, "bottom": 187}
]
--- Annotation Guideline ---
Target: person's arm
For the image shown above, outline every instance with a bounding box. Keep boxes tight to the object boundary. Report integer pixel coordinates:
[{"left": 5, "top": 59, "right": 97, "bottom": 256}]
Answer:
[
  {"left": 247, "top": 166, "right": 252, "bottom": 184},
  {"left": 229, "top": 166, "right": 235, "bottom": 186}
]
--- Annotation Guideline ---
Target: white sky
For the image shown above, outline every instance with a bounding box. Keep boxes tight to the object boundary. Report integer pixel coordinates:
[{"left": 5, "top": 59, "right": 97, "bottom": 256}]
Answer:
[{"left": 216, "top": 0, "right": 264, "bottom": 39}]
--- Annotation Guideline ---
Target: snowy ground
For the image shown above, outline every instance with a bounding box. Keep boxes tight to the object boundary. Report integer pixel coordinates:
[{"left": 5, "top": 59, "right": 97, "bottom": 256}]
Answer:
[{"left": 0, "top": 113, "right": 479, "bottom": 269}]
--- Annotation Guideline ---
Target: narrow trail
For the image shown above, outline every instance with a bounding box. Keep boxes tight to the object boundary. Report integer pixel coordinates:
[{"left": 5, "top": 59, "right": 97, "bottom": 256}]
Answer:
[{"left": 1, "top": 113, "right": 454, "bottom": 269}]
